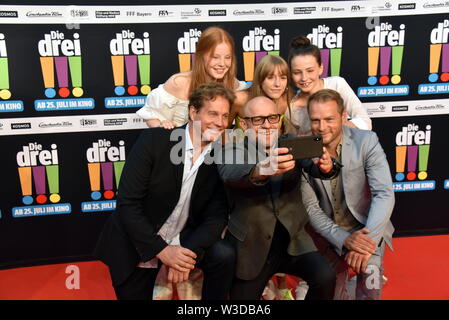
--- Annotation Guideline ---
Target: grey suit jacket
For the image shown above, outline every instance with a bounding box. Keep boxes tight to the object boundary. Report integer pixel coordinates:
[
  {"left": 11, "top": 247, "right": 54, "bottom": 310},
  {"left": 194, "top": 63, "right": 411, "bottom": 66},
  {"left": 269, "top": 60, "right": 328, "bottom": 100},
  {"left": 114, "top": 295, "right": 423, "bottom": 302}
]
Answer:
[
  {"left": 217, "top": 137, "right": 333, "bottom": 280},
  {"left": 301, "top": 126, "right": 395, "bottom": 255}
]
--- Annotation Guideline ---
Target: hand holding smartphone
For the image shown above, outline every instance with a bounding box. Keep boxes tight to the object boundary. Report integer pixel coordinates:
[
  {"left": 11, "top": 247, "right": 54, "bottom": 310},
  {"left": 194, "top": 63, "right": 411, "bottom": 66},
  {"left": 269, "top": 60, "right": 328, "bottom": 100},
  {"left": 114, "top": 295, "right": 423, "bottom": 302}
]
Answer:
[{"left": 278, "top": 135, "right": 323, "bottom": 160}]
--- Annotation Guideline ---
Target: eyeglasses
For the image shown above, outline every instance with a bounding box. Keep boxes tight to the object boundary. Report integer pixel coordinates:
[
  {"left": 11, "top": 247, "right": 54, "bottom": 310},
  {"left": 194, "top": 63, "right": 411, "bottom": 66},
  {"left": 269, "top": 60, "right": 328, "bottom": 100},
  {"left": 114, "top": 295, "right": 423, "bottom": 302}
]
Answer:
[{"left": 243, "top": 114, "right": 281, "bottom": 126}]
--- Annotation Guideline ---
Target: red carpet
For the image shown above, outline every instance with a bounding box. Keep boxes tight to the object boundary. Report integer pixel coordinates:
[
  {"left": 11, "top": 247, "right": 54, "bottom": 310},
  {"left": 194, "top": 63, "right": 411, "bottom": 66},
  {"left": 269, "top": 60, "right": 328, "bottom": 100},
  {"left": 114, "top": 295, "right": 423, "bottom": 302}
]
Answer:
[
  {"left": 0, "top": 235, "right": 448, "bottom": 300},
  {"left": 381, "top": 234, "right": 449, "bottom": 300}
]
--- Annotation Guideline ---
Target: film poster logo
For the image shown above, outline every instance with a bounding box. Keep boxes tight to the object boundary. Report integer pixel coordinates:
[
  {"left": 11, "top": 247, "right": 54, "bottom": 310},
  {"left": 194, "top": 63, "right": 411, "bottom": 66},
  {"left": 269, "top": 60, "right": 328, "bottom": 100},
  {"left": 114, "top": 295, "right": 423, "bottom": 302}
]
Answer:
[
  {"left": 0, "top": 33, "right": 24, "bottom": 112},
  {"left": 358, "top": 22, "right": 409, "bottom": 97},
  {"left": 38, "top": 31, "right": 83, "bottom": 98},
  {"left": 36, "top": 31, "right": 94, "bottom": 111},
  {"left": 418, "top": 19, "right": 449, "bottom": 95},
  {"left": 13, "top": 142, "right": 71, "bottom": 217},
  {"left": 105, "top": 30, "right": 150, "bottom": 109},
  {"left": 394, "top": 123, "right": 435, "bottom": 192},
  {"left": 307, "top": 25, "right": 343, "bottom": 77},
  {"left": 242, "top": 27, "right": 280, "bottom": 84},
  {"left": 81, "top": 139, "right": 126, "bottom": 212},
  {"left": 177, "top": 28, "right": 201, "bottom": 72},
  {"left": 0, "top": 33, "right": 11, "bottom": 100}
]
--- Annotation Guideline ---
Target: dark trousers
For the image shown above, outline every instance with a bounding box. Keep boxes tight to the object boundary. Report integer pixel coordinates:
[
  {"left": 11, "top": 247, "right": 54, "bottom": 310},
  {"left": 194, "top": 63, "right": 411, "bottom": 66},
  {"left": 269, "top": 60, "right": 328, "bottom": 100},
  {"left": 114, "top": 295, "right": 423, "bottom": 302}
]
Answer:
[
  {"left": 113, "top": 239, "right": 236, "bottom": 300},
  {"left": 229, "top": 221, "right": 336, "bottom": 300}
]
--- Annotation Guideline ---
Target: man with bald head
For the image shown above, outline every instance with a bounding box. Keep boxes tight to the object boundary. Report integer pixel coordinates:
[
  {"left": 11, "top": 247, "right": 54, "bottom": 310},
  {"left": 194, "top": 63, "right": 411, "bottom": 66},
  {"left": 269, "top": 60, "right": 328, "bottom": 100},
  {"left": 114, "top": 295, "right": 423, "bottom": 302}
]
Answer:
[{"left": 217, "top": 96, "right": 337, "bottom": 300}]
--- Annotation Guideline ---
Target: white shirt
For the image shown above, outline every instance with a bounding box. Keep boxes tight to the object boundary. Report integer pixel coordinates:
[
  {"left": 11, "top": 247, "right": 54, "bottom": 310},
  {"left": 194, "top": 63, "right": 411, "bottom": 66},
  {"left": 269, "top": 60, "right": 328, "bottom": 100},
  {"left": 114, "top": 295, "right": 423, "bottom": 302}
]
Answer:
[
  {"left": 286, "top": 76, "right": 372, "bottom": 135},
  {"left": 138, "top": 123, "right": 212, "bottom": 268}
]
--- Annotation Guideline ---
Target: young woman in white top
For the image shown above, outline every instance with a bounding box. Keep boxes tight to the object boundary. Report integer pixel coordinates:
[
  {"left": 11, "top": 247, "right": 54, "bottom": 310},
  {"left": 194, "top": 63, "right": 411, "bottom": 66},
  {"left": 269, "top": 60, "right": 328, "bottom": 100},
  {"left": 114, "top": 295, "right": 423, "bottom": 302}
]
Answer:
[
  {"left": 137, "top": 26, "right": 247, "bottom": 129},
  {"left": 286, "top": 36, "right": 372, "bottom": 135}
]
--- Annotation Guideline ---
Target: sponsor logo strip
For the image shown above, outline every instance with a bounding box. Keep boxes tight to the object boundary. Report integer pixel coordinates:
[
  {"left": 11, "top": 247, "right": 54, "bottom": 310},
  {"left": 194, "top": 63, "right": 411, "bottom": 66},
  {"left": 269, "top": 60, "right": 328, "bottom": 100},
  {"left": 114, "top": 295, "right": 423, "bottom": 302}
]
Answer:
[
  {"left": 0, "top": 2, "right": 442, "bottom": 24},
  {"left": 363, "top": 98, "right": 449, "bottom": 118},
  {"left": 0, "top": 113, "right": 147, "bottom": 136}
]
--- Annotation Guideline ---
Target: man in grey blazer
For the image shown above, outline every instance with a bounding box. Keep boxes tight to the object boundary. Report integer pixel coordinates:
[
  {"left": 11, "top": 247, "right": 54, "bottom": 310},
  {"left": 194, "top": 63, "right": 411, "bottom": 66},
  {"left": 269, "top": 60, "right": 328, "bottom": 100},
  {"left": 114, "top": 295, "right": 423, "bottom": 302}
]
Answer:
[
  {"left": 217, "top": 96, "right": 337, "bottom": 300},
  {"left": 301, "top": 89, "right": 395, "bottom": 300}
]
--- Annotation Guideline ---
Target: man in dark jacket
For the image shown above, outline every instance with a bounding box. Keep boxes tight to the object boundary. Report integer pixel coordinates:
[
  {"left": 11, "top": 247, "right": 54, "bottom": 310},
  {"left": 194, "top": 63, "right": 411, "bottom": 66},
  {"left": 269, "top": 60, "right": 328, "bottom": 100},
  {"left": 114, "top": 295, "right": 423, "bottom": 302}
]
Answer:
[{"left": 96, "top": 83, "right": 236, "bottom": 300}]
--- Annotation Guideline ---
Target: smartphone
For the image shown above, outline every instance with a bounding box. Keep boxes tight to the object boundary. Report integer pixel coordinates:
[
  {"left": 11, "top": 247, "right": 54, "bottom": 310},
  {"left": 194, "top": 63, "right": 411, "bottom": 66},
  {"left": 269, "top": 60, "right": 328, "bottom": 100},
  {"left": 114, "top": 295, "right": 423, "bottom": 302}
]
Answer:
[{"left": 278, "top": 135, "right": 323, "bottom": 160}]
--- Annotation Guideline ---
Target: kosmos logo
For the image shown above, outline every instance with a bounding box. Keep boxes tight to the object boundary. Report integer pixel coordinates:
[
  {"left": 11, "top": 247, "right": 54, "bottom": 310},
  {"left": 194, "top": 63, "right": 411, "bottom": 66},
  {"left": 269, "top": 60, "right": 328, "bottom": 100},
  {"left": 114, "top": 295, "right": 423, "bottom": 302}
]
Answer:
[
  {"left": 394, "top": 123, "right": 435, "bottom": 192},
  {"left": 358, "top": 22, "right": 410, "bottom": 98},
  {"left": 242, "top": 27, "right": 280, "bottom": 84},
  {"left": 307, "top": 25, "right": 343, "bottom": 77},
  {"left": 418, "top": 19, "right": 449, "bottom": 95},
  {"left": 81, "top": 139, "right": 126, "bottom": 212},
  {"left": 177, "top": 28, "right": 201, "bottom": 72},
  {"left": 13, "top": 142, "right": 71, "bottom": 218}
]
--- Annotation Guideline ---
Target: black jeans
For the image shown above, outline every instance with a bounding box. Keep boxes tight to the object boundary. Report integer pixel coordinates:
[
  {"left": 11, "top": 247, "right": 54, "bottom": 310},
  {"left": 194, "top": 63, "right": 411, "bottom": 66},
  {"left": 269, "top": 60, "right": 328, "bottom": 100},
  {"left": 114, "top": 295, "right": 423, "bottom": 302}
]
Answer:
[
  {"left": 229, "top": 221, "right": 336, "bottom": 300},
  {"left": 113, "top": 239, "right": 236, "bottom": 300}
]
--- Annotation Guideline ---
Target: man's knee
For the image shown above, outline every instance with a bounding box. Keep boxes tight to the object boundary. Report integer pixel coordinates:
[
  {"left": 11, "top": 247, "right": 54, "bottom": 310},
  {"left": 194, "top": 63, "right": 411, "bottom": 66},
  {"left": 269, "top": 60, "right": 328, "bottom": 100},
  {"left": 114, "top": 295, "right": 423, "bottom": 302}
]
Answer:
[
  {"left": 307, "top": 256, "right": 336, "bottom": 287},
  {"left": 204, "top": 239, "right": 236, "bottom": 268},
  {"left": 319, "top": 264, "right": 337, "bottom": 287}
]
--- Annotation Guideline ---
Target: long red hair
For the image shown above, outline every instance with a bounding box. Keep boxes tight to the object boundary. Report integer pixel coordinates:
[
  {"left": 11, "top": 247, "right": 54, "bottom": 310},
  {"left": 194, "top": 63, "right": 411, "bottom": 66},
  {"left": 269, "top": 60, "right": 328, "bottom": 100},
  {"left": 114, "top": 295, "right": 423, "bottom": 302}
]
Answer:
[{"left": 189, "top": 26, "right": 237, "bottom": 95}]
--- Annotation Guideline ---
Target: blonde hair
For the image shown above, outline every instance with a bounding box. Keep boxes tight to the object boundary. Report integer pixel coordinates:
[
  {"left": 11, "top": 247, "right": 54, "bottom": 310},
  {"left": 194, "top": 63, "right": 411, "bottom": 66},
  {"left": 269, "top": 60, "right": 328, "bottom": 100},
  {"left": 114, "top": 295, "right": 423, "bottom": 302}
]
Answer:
[
  {"left": 189, "top": 26, "right": 237, "bottom": 95},
  {"left": 307, "top": 89, "right": 345, "bottom": 115}
]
